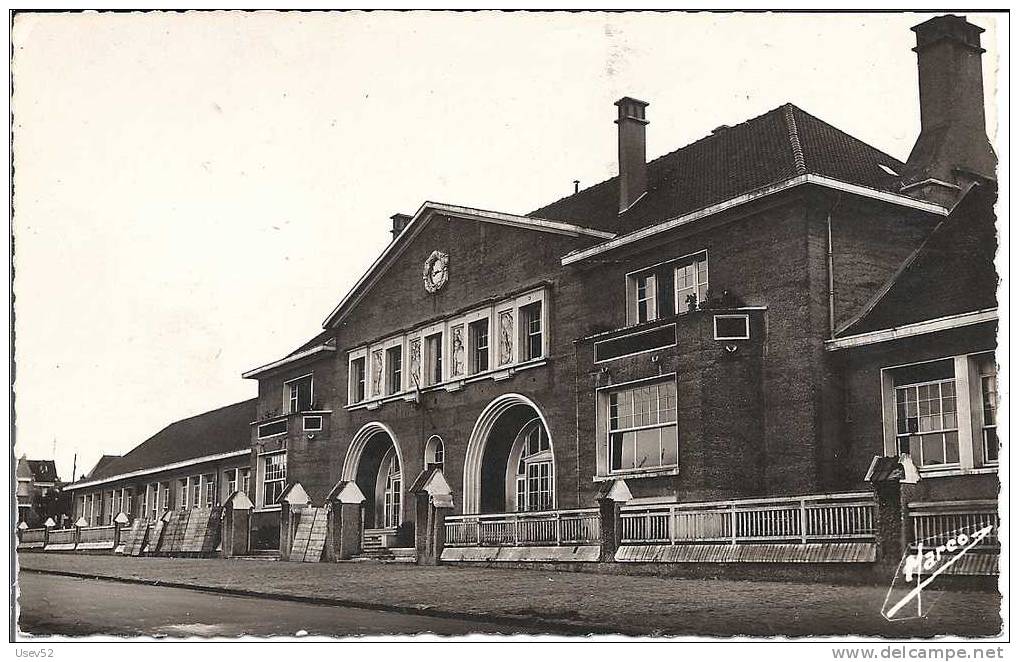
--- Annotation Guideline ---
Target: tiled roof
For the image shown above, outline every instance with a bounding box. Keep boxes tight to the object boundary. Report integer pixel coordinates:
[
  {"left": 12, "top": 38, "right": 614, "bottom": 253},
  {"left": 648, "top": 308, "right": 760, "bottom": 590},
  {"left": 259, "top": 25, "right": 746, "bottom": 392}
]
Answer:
[
  {"left": 26, "top": 460, "right": 59, "bottom": 483},
  {"left": 84, "top": 455, "right": 121, "bottom": 480},
  {"left": 530, "top": 103, "right": 905, "bottom": 233},
  {"left": 80, "top": 399, "right": 257, "bottom": 483},
  {"left": 837, "top": 183, "right": 997, "bottom": 337},
  {"left": 286, "top": 329, "right": 335, "bottom": 357}
]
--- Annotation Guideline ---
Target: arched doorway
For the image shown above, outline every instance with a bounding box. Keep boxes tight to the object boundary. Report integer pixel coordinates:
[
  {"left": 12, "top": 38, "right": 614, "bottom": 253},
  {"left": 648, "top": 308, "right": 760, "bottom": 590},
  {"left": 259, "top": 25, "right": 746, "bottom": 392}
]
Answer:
[
  {"left": 463, "top": 394, "right": 556, "bottom": 514},
  {"left": 341, "top": 422, "right": 405, "bottom": 530}
]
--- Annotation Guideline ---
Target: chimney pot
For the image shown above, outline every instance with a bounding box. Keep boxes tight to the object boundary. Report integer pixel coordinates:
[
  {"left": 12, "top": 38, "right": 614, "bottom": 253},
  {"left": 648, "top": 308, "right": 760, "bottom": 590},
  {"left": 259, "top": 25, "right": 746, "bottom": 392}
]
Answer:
[
  {"left": 614, "top": 96, "right": 649, "bottom": 214},
  {"left": 390, "top": 213, "right": 413, "bottom": 240}
]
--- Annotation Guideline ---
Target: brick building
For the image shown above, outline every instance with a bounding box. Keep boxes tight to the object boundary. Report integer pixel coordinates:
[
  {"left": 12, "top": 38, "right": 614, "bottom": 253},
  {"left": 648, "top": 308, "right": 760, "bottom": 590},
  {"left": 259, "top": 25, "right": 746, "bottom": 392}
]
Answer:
[
  {"left": 60, "top": 14, "right": 998, "bottom": 559},
  {"left": 16, "top": 457, "right": 66, "bottom": 527},
  {"left": 239, "top": 15, "right": 998, "bottom": 552}
]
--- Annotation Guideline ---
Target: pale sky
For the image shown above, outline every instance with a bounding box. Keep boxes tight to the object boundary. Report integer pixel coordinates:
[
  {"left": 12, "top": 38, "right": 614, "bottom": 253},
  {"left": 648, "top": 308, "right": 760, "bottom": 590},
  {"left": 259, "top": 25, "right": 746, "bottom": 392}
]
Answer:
[{"left": 11, "top": 11, "right": 1001, "bottom": 482}]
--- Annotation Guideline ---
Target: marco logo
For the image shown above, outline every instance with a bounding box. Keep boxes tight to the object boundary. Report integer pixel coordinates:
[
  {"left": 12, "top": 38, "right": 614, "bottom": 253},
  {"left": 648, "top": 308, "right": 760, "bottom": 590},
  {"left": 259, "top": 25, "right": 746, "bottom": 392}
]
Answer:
[{"left": 882, "top": 524, "right": 995, "bottom": 620}]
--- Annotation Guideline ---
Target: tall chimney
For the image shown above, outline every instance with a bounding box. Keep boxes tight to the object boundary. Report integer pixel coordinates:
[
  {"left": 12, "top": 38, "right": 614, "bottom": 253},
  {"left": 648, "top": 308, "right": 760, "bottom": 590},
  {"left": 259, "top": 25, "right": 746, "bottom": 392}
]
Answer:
[
  {"left": 615, "top": 97, "right": 649, "bottom": 213},
  {"left": 902, "top": 15, "right": 996, "bottom": 203}
]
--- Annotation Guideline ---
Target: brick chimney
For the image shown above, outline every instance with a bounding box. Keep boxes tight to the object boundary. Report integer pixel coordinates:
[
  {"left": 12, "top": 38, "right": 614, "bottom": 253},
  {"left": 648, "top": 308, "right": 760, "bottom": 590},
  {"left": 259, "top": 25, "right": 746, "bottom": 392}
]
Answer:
[
  {"left": 390, "top": 213, "right": 412, "bottom": 240},
  {"left": 615, "top": 97, "right": 649, "bottom": 214},
  {"left": 902, "top": 15, "right": 996, "bottom": 204}
]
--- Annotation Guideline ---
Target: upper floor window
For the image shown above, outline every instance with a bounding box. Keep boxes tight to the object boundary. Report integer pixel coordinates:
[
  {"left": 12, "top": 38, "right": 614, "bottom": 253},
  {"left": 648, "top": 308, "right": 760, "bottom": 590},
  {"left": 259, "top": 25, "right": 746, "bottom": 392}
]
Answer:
[
  {"left": 521, "top": 302, "right": 543, "bottom": 361},
  {"left": 240, "top": 468, "right": 251, "bottom": 496},
  {"left": 386, "top": 346, "right": 403, "bottom": 395},
  {"left": 284, "top": 374, "right": 313, "bottom": 413},
  {"left": 608, "top": 379, "right": 679, "bottom": 473},
  {"left": 425, "top": 333, "right": 443, "bottom": 386},
  {"left": 262, "top": 452, "right": 287, "bottom": 508},
  {"left": 350, "top": 356, "right": 366, "bottom": 403},
  {"left": 469, "top": 319, "right": 490, "bottom": 374},
  {"left": 627, "top": 252, "right": 707, "bottom": 325}
]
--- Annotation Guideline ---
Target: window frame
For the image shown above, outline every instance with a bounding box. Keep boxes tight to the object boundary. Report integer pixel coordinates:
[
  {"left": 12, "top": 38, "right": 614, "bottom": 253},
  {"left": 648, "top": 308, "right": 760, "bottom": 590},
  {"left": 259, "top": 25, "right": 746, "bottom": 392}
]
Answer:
[
  {"left": 283, "top": 373, "right": 314, "bottom": 414},
  {"left": 260, "top": 451, "right": 288, "bottom": 509},
  {"left": 385, "top": 344, "right": 403, "bottom": 395},
  {"left": 601, "top": 376, "right": 680, "bottom": 476},
  {"left": 894, "top": 377, "right": 960, "bottom": 469},
  {"left": 626, "top": 251, "right": 708, "bottom": 325},
  {"left": 468, "top": 317, "right": 491, "bottom": 375},
  {"left": 424, "top": 331, "right": 444, "bottom": 386}
]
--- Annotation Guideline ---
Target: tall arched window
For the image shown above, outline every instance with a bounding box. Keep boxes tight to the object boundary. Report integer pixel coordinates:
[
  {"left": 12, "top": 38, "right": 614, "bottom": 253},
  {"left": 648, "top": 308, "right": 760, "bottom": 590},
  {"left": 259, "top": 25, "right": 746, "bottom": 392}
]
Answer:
[
  {"left": 425, "top": 435, "right": 444, "bottom": 469},
  {"left": 512, "top": 421, "right": 553, "bottom": 512},
  {"left": 383, "top": 454, "right": 401, "bottom": 528}
]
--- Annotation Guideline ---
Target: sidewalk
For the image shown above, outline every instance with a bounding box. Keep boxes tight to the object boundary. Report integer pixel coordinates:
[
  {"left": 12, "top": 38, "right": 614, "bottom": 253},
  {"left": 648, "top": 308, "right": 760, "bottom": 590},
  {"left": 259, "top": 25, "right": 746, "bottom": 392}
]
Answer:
[{"left": 17, "top": 553, "right": 1000, "bottom": 637}]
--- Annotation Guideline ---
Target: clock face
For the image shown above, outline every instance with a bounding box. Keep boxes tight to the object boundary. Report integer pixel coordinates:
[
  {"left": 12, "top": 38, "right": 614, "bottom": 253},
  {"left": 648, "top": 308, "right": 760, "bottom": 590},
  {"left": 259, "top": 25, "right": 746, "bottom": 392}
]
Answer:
[{"left": 423, "top": 251, "right": 449, "bottom": 293}]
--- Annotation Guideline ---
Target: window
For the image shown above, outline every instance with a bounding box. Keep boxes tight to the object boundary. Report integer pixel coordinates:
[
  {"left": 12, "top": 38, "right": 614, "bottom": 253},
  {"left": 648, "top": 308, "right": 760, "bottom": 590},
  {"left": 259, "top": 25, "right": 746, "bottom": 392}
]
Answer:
[
  {"left": 240, "top": 468, "right": 251, "bottom": 496},
  {"left": 514, "top": 423, "right": 553, "bottom": 512},
  {"left": 425, "top": 435, "right": 444, "bottom": 469},
  {"left": 191, "top": 476, "right": 202, "bottom": 508},
  {"left": 141, "top": 486, "right": 150, "bottom": 521},
  {"left": 520, "top": 302, "right": 543, "bottom": 361},
  {"left": 469, "top": 319, "right": 489, "bottom": 374},
  {"left": 350, "top": 357, "right": 366, "bottom": 403},
  {"left": 178, "top": 479, "right": 188, "bottom": 509},
  {"left": 225, "top": 469, "right": 238, "bottom": 498},
  {"left": 122, "top": 488, "right": 133, "bottom": 517},
  {"left": 112, "top": 490, "right": 121, "bottom": 519},
  {"left": 635, "top": 274, "right": 657, "bottom": 323},
  {"left": 203, "top": 474, "right": 216, "bottom": 508},
  {"left": 675, "top": 256, "right": 708, "bottom": 312},
  {"left": 148, "top": 483, "right": 159, "bottom": 520},
  {"left": 386, "top": 346, "right": 403, "bottom": 395},
  {"left": 383, "top": 454, "right": 401, "bottom": 528},
  {"left": 425, "top": 333, "right": 443, "bottom": 385},
  {"left": 262, "top": 453, "right": 287, "bottom": 507},
  {"left": 980, "top": 362, "right": 998, "bottom": 464},
  {"left": 895, "top": 379, "right": 959, "bottom": 467},
  {"left": 627, "top": 252, "right": 707, "bottom": 324},
  {"left": 608, "top": 380, "right": 679, "bottom": 472},
  {"left": 284, "top": 374, "right": 313, "bottom": 413},
  {"left": 161, "top": 483, "right": 170, "bottom": 515}
]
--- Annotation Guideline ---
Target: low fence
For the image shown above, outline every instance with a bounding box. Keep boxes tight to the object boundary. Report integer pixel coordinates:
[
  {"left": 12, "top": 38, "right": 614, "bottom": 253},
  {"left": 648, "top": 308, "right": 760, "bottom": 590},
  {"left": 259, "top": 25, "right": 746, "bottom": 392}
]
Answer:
[
  {"left": 78, "top": 524, "right": 118, "bottom": 545},
  {"left": 47, "top": 528, "right": 76, "bottom": 545},
  {"left": 620, "top": 492, "right": 876, "bottom": 545},
  {"left": 19, "top": 528, "right": 47, "bottom": 545},
  {"left": 908, "top": 500, "right": 999, "bottom": 549},
  {"left": 445, "top": 508, "right": 601, "bottom": 547}
]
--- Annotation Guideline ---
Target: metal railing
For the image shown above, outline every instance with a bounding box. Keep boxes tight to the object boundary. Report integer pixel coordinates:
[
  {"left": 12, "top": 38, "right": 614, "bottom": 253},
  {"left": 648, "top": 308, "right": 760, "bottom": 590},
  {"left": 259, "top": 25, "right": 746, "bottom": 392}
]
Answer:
[
  {"left": 78, "top": 524, "right": 118, "bottom": 544},
  {"left": 620, "top": 492, "right": 876, "bottom": 545},
  {"left": 47, "top": 528, "right": 76, "bottom": 545},
  {"left": 909, "top": 500, "right": 999, "bottom": 549},
  {"left": 445, "top": 508, "right": 601, "bottom": 547},
  {"left": 19, "top": 528, "right": 47, "bottom": 543}
]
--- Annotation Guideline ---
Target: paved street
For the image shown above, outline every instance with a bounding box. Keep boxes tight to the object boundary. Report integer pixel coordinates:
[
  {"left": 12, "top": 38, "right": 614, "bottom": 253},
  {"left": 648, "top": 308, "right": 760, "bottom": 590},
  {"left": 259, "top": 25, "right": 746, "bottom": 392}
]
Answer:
[
  {"left": 17, "top": 573, "right": 538, "bottom": 637},
  {"left": 17, "top": 553, "right": 1002, "bottom": 637}
]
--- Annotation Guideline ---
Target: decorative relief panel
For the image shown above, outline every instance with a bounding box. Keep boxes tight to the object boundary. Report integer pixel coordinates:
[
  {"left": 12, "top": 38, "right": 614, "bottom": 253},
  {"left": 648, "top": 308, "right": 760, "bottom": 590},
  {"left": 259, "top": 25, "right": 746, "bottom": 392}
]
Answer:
[
  {"left": 409, "top": 337, "right": 422, "bottom": 388},
  {"left": 498, "top": 309, "right": 514, "bottom": 365},
  {"left": 450, "top": 325, "right": 465, "bottom": 377},
  {"left": 371, "top": 349, "right": 384, "bottom": 397}
]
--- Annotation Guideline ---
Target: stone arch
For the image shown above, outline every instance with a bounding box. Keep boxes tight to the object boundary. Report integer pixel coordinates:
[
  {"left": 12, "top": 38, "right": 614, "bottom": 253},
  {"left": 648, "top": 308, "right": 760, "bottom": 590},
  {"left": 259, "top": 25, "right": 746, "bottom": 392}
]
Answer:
[
  {"left": 341, "top": 421, "right": 405, "bottom": 528},
  {"left": 462, "top": 393, "right": 556, "bottom": 514}
]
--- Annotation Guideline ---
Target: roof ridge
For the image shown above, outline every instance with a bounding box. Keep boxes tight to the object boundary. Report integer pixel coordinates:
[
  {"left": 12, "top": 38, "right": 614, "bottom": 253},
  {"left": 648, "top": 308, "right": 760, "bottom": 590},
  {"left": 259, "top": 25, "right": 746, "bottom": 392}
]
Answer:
[
  {"left": 786, "top": 103, "right": 907, "bottom": 168},
  {"left": 782, "top": 103, "right": 808, "bottom": 175}
]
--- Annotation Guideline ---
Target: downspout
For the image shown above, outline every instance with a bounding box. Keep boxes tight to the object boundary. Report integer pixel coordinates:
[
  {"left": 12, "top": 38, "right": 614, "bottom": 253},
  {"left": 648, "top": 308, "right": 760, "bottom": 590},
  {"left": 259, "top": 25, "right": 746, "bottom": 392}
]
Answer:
[{"left": 826, "top": 194, "right": 843, "bottom": 338}]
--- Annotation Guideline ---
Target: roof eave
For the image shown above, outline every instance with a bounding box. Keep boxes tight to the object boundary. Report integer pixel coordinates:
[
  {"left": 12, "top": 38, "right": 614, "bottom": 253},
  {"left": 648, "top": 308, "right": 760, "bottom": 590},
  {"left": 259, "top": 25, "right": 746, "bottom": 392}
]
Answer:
[
  {"left": 242, "top": 343, "right": 336, "bottom": 380},
  {"left": 561, "top": 174, "right": 948, "bottom": 266},
  {"left": 64, "top": 448, "right": 252, "bottom": 491}
]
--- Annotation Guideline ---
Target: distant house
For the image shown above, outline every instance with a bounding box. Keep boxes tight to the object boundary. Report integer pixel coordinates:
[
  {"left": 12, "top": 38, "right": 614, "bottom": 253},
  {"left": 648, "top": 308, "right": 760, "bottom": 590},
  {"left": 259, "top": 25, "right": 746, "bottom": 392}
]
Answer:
[{"left": 16, "top": 456, "right": 67, "bottom": 527}]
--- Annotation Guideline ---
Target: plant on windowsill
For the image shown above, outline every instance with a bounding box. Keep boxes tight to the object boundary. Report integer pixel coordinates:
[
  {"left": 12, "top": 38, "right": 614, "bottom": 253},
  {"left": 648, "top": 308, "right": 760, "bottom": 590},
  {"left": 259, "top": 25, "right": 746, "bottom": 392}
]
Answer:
[{"left": 696, "top": 288, "right": 745, "bottom": 311}]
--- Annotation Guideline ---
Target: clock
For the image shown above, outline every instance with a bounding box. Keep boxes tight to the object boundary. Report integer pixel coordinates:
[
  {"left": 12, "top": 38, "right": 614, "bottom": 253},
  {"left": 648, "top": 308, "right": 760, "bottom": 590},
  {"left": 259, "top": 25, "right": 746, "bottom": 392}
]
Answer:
[{"left": 423, "top": 250, "right": 449, "bottom": 293}]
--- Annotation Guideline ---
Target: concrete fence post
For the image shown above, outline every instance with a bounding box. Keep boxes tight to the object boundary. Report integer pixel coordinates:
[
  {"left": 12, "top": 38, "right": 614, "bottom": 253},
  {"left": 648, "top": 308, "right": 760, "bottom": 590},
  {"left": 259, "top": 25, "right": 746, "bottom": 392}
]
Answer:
[
  {"left": 74, "top": 516, "right": 88, "bottom": 549},
  {"left": 596, "top": 479, "right": 632, "bottom": 563},
  {"left": 114, "top": 512, "right": 130, "bottom": 548},
  {"left": 43, "top": 518, "right": 55, "bottom": 546},
  {"left": 325, "top": 480, "right": 366, "bottom": 561},
  {"left": 278, "top": 482, "right": 310, "bottom": 561},
  {"left": 16, "top": 521, "right": 27, "bottom": 544},
  {"left": 407, "top": 467, "right": 454, "bottom": 566},
  {"left": 221, "top": 491, "right": 253, "bottom": 558},
  {"left": 864, "top": 455, "right": 917, "bottom": 569}
]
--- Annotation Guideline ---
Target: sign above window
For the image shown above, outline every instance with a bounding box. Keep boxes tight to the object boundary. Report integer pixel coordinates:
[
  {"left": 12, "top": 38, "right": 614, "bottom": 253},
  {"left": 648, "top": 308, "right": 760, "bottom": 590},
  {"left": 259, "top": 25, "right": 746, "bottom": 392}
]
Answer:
[{"left": 713, "top": 314, "right": 750, "bottom": 341}]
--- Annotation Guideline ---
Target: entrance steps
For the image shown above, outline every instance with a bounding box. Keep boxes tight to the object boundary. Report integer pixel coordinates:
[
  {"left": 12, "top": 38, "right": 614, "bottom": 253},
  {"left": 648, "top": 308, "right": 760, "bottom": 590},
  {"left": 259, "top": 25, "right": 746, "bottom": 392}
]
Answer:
[{"left": 232, "top": 549, "right": 282, "bottom": 561}]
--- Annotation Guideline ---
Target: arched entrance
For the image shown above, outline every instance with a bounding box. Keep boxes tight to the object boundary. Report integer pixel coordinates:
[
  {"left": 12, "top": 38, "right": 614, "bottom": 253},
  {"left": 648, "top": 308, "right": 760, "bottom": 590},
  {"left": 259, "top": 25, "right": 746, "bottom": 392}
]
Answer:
[
  {"left": 341, "top": 422, "right": 405, "bottom": 530},
  {"left": 463, "top": 394, "right": 556, "bottom": 514}
]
